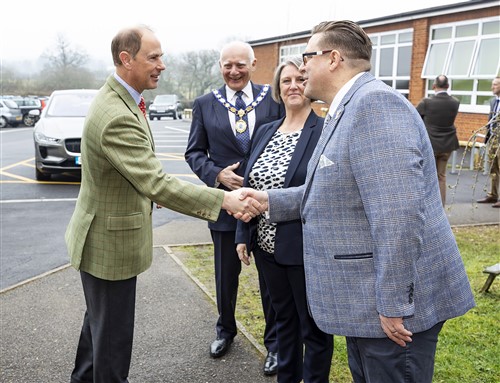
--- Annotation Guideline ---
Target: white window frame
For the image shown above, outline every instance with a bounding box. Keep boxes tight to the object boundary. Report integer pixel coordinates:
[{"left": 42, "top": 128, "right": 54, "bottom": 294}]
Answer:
[
  {"left": 279, "top": 43, "right": 307, "bottom": 63},
  {"left": 368, "top": 28, "right": 413, "bottom": 97},
  {"left": 421, "top": 17, "right": 500, "bottom": 113}
]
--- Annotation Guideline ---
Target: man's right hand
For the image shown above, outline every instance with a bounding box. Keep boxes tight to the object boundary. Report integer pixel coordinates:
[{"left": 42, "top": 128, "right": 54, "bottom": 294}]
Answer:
[{"left": 217, "top": 162, "right": 243, "bottom": 190}]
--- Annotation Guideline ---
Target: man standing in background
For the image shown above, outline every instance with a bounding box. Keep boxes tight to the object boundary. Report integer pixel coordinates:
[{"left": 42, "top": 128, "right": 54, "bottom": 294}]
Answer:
[
  {"left": 416, "top": 74, "right": 459, "bottom": 206},
  {"left": 477, "top": 76, "right": 500, "bottom": 208},
  {"left": 185, "top": 41, "right": 283, "bottom": 375}
]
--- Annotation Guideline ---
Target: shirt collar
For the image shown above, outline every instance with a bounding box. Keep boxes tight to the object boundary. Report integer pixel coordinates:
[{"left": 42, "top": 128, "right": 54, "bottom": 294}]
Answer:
[
  {"left": 327, "top": 72, "right": 365, "bottom": 120},
  {"left": 114, "top": 72, "right": 142, "bottom": 104},
  {"left": 226, "top": 82, "right": 253, "bottom": 102}
]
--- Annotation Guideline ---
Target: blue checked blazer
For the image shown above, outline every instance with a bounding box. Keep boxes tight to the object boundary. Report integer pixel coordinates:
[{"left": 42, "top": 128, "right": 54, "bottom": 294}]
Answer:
[{"left": 267, "top": 72, "right": 475, "bottom": 338}]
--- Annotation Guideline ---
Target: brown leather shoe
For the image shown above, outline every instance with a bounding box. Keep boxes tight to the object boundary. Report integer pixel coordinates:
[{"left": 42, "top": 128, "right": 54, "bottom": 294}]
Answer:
[
  {"left": 492, "top": 201, "right": 500, "bottom": 208},
  {"left": 477, "top": 196, "right": 498, "bottom": 203}
]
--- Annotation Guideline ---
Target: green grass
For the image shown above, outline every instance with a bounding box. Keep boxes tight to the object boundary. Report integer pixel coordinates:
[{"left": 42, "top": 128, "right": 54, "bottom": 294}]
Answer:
[{"left": 172, "top": 225, "right": 499, "bottom": 382}]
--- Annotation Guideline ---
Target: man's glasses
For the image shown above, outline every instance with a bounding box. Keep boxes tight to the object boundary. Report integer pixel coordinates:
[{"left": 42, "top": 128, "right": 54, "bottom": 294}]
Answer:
[{"left": 302, "top": 50, "right": 344, "bottom": 65}]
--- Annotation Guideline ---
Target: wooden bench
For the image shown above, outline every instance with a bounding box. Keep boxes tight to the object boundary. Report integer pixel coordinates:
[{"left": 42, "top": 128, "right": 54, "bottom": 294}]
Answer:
[{"left": 479, "top": 263, "right": 500, "bottom": 293}]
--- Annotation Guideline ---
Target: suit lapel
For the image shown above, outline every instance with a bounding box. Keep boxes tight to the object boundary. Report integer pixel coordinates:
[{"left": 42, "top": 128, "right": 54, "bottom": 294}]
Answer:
[
  {"left": 107, "top": 76, "right": 155, "bottom": 151},
  {"left": 213, "top": 86, "right": 242, "bottom": 150},
  {"left": 284, "top": 111, "right": 317, "bottom": 188},
  {"left": 303, "top": 72, "right": 374, "bottom": 200}
]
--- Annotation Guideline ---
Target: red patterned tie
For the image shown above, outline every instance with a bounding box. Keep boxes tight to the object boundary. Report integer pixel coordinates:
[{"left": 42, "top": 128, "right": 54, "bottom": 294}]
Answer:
[{"left": 138, "top": 96, "right": 147, "bottom": 118}]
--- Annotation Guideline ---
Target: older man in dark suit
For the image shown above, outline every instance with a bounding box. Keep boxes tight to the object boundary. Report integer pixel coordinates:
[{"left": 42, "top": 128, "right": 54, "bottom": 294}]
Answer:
[
  {"left": 416, "top": 74, "right": 460, "bottom": 206},
  {"left": 185, "top": 41, "right": 283, "bottom": 374}
]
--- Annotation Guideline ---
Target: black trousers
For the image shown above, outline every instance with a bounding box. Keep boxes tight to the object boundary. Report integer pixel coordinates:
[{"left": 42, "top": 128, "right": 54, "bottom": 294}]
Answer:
[
  {"left": 71, "top": 271, "right": 136, "bottom": 383},
  {"left": 254, "top": 247, "right": 333, "bottom": 383},
  {"left": 211, "top": 230, "right": 277, "bottom": 352},
  {"left": 346, "top": 321, "right": 445, "bottom": 383}
]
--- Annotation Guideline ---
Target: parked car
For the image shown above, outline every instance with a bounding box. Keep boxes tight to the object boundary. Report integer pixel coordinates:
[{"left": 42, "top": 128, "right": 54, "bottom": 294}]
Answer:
[
  {"left": 148, "top": 94, "right": 183, "bottom": 120},
  {"left": 0, "top": 99, "right": 23, "bottom": 128},
  {"left": 33, "top": 89, "right": 98, "bottom": 181},
  {"left": 12, "top": 97, "right": 42, "bottom": 126}
]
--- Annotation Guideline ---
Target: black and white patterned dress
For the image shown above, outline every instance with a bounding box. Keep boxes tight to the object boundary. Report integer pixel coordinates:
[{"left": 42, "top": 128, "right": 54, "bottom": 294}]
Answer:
[{"left": 249, "top": 129, "right": 302, "bottom": 254}]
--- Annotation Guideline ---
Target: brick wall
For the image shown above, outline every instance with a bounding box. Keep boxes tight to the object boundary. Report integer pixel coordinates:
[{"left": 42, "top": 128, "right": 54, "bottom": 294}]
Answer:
[{"left": 249, "top": 6, "right": 496, "bottom": 142}]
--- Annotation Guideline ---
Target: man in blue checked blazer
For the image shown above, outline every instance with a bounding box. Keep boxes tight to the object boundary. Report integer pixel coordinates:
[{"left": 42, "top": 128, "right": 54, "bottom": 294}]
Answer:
[{"left": 242, "top": 20, "right": 475, "bottom": 383}]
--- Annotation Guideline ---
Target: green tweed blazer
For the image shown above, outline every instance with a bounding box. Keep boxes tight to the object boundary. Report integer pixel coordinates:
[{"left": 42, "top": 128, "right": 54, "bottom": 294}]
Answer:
[{"left": 65, "top": 75, "right": 223, "bottom": 281}]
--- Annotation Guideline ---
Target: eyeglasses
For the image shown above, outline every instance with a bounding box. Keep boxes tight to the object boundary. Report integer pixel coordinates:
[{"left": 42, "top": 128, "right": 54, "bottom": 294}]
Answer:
[{"left": 302, "top": 50, "right": 344, "bottom": 65}]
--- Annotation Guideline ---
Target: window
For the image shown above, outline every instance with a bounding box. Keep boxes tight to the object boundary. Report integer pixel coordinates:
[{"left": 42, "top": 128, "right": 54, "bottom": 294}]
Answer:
[
  {"left": 422, "top": 17, "right": 500, "bottom": 112},
  {"left": 279, "top": 43, "right": 307, "bottom": 63},
  {"left": 369, "top": 29, "right": 413, "bottom": 98}
]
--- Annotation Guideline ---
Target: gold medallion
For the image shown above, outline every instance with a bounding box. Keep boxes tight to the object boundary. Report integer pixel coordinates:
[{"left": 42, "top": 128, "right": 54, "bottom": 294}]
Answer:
[
  {"left": 237, "top": 109, "right": 246, "bottom": 118},
  {"left": 235, "top": 119, "right": 247, "bottom": 133}
]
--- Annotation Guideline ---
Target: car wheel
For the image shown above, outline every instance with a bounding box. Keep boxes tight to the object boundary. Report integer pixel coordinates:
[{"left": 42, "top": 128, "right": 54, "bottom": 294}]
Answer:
[
  {"left": 35, "top": 168, "right": 51, "bottom": 181},
  {"left": 149, "top": 115, "right": 153, "bottom": 121},
  {"left": 23, "top": 114, "right": 34, "bottom": 127},
  {"left": 0, "top": 117, "right": 7, "bottom": 128}
]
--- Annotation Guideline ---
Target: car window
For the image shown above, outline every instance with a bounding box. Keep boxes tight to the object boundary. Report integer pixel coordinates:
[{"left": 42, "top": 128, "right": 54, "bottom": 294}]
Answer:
[
  {"left": 3, "top": 100, "right": 19, "bottom": 109},
  {"left": 154, "top": 95, "right": 176, "bottom": 104},
  {"left": 46, "top": 94, "right": 96, "bottom": 117}
]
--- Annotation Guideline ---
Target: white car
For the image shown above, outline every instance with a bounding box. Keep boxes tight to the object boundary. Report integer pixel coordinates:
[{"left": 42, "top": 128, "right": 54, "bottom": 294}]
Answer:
[{"left": 33, "top": 89, "right": 98, "bottom": 181}]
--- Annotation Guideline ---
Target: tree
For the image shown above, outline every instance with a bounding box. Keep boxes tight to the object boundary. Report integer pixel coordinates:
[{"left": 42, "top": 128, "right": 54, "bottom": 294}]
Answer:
[{"left": 39, "top": 34, "right": 99, "bottom": 90}]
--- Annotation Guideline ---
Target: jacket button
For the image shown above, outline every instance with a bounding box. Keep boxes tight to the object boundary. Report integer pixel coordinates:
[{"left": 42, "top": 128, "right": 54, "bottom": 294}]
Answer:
[{"left": 302, "top": 218, "right": 306, "bottom": 224}]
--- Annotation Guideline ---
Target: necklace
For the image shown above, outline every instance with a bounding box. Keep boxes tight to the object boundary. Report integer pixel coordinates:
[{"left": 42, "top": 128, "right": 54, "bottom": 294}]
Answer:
[{"left": 212, "top": 85, "right": 270, "bottom": 133}]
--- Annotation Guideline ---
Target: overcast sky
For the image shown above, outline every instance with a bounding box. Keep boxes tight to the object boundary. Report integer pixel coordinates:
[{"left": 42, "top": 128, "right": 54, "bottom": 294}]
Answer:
[{"left": 1, "top": 0, "right": 461, "bottom": 65}]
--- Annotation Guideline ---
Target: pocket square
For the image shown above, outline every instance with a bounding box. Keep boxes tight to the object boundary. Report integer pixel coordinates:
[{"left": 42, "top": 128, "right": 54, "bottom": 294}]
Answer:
[{"left": 318, "top": 154, "right": 334, "bottom": 169}]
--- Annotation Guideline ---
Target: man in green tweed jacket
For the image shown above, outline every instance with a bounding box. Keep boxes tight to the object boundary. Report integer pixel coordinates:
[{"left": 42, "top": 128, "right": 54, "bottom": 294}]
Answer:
[{"left": 66, "top": 25, "right": 258, "bottom": 383}]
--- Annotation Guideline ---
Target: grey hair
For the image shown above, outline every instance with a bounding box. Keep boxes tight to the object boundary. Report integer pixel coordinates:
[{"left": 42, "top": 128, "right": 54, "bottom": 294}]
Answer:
[{"left": 271, "top": 56, "right": 303, "bottom": 103}]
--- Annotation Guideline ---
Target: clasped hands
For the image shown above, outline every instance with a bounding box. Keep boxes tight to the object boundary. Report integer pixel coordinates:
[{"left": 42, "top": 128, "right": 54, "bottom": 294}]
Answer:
[
  {"left": 218, "top": 163, "right": 268, "bottom": 223},
  {"left": 222, "top": 188, "right": 268, "bottom": 222}
]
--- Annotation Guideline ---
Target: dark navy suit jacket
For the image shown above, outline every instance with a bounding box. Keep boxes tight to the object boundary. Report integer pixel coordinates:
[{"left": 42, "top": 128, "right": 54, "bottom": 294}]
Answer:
[
  {"left": 236, "top": 111, "right": 323, "bottom": 265},
  {"left": 185, "top": 83, "right": 283, "bottom": 231}
]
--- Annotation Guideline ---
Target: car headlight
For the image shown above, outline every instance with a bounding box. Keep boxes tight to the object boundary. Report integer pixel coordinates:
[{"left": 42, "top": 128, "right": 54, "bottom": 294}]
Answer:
[
  {"left": 149, "top": 105, "right": 157, "bottom": 111},
  {"left": 34, "top": 131, "right": 62, "bottom": 145}
]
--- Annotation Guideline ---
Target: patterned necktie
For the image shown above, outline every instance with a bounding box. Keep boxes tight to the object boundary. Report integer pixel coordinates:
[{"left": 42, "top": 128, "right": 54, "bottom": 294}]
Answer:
[
  {"left": 138, "top": 96, "right": 147, "bottom": 118},
  {"left": 234, "top": 91, "right": 250, "bottom": 153}
]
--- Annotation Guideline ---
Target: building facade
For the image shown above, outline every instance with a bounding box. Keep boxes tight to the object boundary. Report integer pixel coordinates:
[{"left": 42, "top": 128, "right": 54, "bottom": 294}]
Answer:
[{"left": 248, "top": 0, "right": 500, "bottom": 142}]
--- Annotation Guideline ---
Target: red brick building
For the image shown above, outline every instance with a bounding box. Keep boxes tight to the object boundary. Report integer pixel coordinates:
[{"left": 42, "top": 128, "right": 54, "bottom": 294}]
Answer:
[{"left": 248, "top": 0, "right": 499, "bottom": 142}]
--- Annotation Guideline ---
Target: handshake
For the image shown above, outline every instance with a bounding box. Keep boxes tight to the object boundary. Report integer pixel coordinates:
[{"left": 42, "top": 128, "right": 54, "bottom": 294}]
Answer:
[{"left": 222, "top": 188, "right": 268, "bottom": 222}]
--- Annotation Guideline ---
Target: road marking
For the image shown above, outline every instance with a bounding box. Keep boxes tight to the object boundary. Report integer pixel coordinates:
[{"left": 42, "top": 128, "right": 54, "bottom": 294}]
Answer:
[{"left": 0, "top": 198, "right": 77, "bottom": 203}]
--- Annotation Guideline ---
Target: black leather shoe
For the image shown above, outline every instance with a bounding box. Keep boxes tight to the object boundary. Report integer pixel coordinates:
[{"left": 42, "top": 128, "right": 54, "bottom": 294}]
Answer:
[
  {"left": 263, "top": 351, "right": 278, "bottom": 375},
  {"left": 210, "top": 338, "right": 232, "bottom": 358},
  {"left": 477, "top": 195, "right": 498, "bottom": 203}
]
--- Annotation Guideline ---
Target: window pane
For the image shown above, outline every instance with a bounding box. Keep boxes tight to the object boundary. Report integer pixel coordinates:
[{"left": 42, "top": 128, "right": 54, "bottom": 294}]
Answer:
[
  {"left": 456, "top": 24, "right": 478, "bottom": 38},
  {"left": 370, "top": 35, "right": 379, "bottom": 45},
  {"left": 452, "top": 79, "right": 474, "bottom": 91},
  {"left": 370, "top": 49, "right": 377, "bottom": 75},
  {"left": 453, "top": 95, "right": 471, "bottom": 105},
  {"left": 473, "top": 38, "right": 500, "bottom": 75},
  {"left": 379, "top": 48, "right": 394, "bottom": 76},
  {"left": 423, "top": 43, "right": 449, "bottom": 76},
  {"left": 399, "top": 32, "right": 413, "bottom": 43},
  {"left": 396, "top": 46, "right": 412, "bottom": 76},
  {"left": 381, "top": 34, "right": 396, "bottom": 45},
  {"left": 427, "top": 79, "right": 434, "bottom": 91},
  {"left": 478, "top": 79, "right": 493, "bottom": 92},
  {"left": 396, "top": 80, "right": 409, "bottom": 89},
  {"left": 382, "top": 80, "right": 392, "bottom": 87},
  {"left": 432, "top": 27, "right": 452, "bottom": 40},
  {"left": 477, "top": 95, "right": 493, "bottom": 106},
  {"left": 483, "top": 20, "right": 500, "bottom": 35},
  {"left": 448, "top": 40, "right": 475, "bottom": 75}
]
